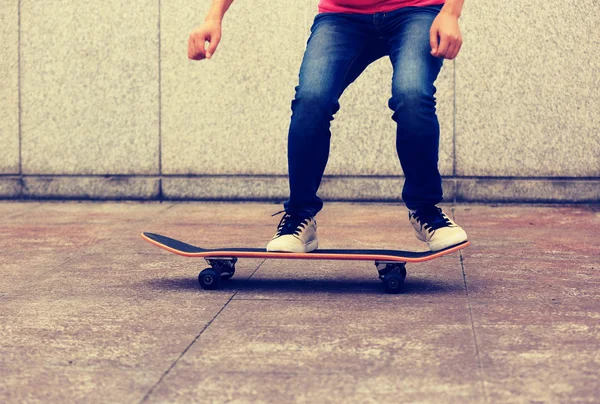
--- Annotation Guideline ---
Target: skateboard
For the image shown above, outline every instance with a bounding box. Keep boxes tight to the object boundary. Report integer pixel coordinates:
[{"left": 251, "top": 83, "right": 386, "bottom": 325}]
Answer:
[{"left": 141, "top": 232, "right": 470, "bottom": 293}]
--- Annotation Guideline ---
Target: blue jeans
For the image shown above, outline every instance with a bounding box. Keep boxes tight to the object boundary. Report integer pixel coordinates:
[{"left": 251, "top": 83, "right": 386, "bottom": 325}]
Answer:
[{"left": 284, "top": 5, "right": 445, "bottom": 217}]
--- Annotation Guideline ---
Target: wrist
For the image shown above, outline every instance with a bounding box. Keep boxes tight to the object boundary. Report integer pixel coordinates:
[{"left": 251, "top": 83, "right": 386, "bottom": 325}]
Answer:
[
  {"left": 204, "top": 15, "right": 223, "bottom": 23},
  {"left": 440, "top": 0, "right": 463, "bottom": 18}
]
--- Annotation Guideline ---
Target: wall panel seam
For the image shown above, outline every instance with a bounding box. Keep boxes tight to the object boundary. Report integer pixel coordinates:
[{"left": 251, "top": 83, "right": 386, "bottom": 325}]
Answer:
[
  {"left": 18, "top": 0, "right": 22, "bottom": 197},
  {"left": 158, "top": 0, "right": 163, "bottom": 202}
]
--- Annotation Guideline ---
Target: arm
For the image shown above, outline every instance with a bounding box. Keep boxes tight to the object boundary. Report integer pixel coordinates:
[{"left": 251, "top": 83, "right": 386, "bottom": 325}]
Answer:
[
  {"left": 205, "top": 0, "right": 235, "bottom": 22},
  {"left": 440, "top": 0, "right": 464, "bottom": 18}
]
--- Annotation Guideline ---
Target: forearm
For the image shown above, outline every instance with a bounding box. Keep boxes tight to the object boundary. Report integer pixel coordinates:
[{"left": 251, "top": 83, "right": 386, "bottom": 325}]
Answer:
[
  {"left": 440, "top": 0, "right": 463, "bottom": 18},
  {"left": 205, "top": 0, "right": 235, "bottom": 22}
]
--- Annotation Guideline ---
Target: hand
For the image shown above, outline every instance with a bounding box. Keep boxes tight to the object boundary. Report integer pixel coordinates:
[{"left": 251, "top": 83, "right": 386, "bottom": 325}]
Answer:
[
  {"left": 188, "top": 20, "right": 222, "bottom": 61},
  {"left": 429, "top": 11, "right": 462, "bottom": 60}
]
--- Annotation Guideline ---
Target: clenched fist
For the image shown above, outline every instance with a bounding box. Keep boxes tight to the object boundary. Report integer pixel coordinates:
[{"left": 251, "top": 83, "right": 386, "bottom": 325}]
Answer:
[
  {"left": 429, "top": 11, "right": 462, "bottom": 60},
  {"left": 188, "top": 20, "right": 222, "bottom": 60}
]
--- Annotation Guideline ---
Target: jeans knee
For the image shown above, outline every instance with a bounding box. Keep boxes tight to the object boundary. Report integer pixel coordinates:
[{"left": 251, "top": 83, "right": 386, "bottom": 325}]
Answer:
[
  {"left": 388, "top": 85, "right": 436, "bottom": 114},
  {"left": 291, "top": 88, "right": 340, "bottom": 117}
]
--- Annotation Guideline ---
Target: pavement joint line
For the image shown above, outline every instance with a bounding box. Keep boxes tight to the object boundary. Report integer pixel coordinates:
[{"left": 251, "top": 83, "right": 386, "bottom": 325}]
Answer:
[
  {"left": 451, "top": 206, "right": 488, "bottom": 401},
  {"left": 139, "top": 259, "right": 265, "bottom": 403},
  {"left": 1, "top": 255, "right": 84, "bottom": 299},
  {"left": 139, "top": 293, "right": 237, "bottom": 403},
  {"left": 460, "top": 250, "right": 488, "bottom": 402},
  {"left": 454, "top": 206, "right": 488, "bottom": 402},
  {"left": 245, "top": 258, "right": 267, "bottom": 282}
]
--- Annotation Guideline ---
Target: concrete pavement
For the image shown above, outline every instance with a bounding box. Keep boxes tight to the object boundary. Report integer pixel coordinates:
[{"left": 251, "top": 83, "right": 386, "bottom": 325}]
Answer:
[{"left": 1, "top": 201, "right": 599, "bottom": 403}]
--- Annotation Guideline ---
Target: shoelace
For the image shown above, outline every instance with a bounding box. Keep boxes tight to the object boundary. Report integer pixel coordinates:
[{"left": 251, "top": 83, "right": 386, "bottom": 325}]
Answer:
[
  {"left": 272, "top": 210, "right": 310, "bottom": 237},
  {"left": 412, "top": 207, "right": 453, "bottom": 233}
]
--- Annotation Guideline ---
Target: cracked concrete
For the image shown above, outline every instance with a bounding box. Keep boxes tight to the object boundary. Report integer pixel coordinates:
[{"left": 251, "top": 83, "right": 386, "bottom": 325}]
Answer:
[{"left": 1, "top": 201, "right": 599, "bottom": 403}]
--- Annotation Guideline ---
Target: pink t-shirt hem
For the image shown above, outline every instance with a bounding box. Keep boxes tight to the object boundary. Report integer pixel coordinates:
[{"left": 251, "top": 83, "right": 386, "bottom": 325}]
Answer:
[{"left": 318, "top": 0, "right": 445, "bottom": 14}]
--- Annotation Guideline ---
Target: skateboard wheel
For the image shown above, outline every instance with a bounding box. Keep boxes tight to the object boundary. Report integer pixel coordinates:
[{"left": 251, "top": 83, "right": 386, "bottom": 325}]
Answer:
[
  {"left": 382, "top": 273, "right": 404, "bottom": 294},
  {"left": 198, "top": 268, "right": 221, "bottom": 290},
  {"left": 220, "top": 267, "right": 235, "bottom": 281}
]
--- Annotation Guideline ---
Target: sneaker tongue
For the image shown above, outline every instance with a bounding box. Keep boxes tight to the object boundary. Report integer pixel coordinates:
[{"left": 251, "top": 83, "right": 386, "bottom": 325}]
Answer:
[
  {"left": 417, "top": 208, "right": 446, "bottom": 226},
  {"left": 279, "top": 214, "right": 307, "bottom": 234}
]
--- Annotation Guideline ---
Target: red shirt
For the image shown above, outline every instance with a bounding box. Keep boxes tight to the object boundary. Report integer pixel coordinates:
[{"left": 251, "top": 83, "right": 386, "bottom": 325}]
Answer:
[{"left": 318, "top": 0, "right": 445, "bottom": 14}]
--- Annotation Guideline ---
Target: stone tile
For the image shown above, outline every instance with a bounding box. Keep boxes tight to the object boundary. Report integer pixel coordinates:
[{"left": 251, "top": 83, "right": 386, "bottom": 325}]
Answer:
[
  {"left": 174, "top": 299, "right": 473, "bottom": 370},
  {"left": 0, "top": 177, "right": 22, "bottom": 198},
  {"left": 475, "top": 323, "right": 600, "bottom": 402},
  {"left": 0, "top": 292, "right": 230, "bottom": 369},
  {"left": 151, "top": 201, "right": 284, "bottom": 225},
  {"left": 463, "top": 258, "right": 600, "bottom": 300},
  {"left": 0, "top": 202, "right": 177, "bottom": 292},
  {"left": 0, "top": 1, "right": 19, "bottom": 174},
  {"left": 0, "top": 366, "right": 153, "bottom": 403},
  {"left": 1, "top": 249, "right": 252, "bottom": 299},
  {"left": 457, "top": 178, "right": 600, "bottom": 203},
  {"left": 161, "top": 1, "right": 454, "bottom": 178},
  {"left": 0, "top": 201, "right": 40, "bottom": 218},
  {"left": 0, "top": 222, "right": 113, "bottom": 254},
  {"left": 453, "top": 205, "right": 600, "bottom": 300},
  {"left": 5, "top": 200, "right": 172, "bottom": 224},
  {"left": 148, "top": 369, "right": 483, "bottom": 404},
  {"left": 452, "top": 204, "right": 598, "bottom": 231},
  {"left": 0, "top": 253, "right": 233, "bottom": 368},
  {"left": 470, "top": 299, "right": 600, "bottom": 327},
  {"left": 0, "top": 253, "right": 76, "bottom": 295},
  {"left": 456, "top": 0, "right": 600, "bottom": 177},
  {"left": 319, "top": 177, "right": 456, "bottom": 202},
  {"left": 163, "top": 176, "right": 456, "bottom": 202},
  {"left": 47, "top": 252, "right": 257, "bottom": 299},
  {"left": 22, "top": 176, "right": 160, "bottom": 199},
  {"left": 162, "top": 177, "right": 289, "bottom": 200},
  {"left": 147, "top": 299, "right": 481, "bottom": 402},
  {"left": 20, "top": 1, "right": 159, "bottom": 175},
  {"left": 154, "top": 200, "right": 418, "bottom": 232}
]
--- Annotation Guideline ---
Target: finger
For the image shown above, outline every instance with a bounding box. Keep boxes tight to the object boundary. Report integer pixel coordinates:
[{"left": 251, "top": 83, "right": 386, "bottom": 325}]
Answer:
[
  {"left": 448, "top": 39, "right": 462, "bottom": 60},
  {"left": 436, "top": 34, "right": 450, "bottom": 58},
  {"left": 193, "top": 35, "right": 206, "bottom": 60},
  {"left": 445, "top": 42, "right": 458, "bottom": 60},
  {"left": 188, "top": 35, "right": 198, "bottom": 60},
  {"left": 454, "top": 40, "right": 463, "bottom": 58},
  {"left": 429, "top": 27, "right": 439, "bottom": 55},
  {"left": 206, "top": 34, "right": 220, "bottom": 59}
]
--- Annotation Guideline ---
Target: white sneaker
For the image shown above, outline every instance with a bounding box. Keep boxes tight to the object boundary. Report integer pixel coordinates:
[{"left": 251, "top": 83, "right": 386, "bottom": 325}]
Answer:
[
  {"left": 409, "top": 206, "right": 468, "bottom": 251},
  {"left": 266, "top": 212, "right": 318, "bottom": 253}
]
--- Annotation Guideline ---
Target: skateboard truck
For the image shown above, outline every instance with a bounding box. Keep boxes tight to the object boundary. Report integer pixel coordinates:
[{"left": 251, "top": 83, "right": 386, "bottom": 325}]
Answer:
[
  {"left": 375, "top": 261, "right": 407, "bottom": 293},
  {"left": 199, "top": 257, "right": 407, "bottom": 293},
  {"left": 199, "top": 257, "right": 237, "bottom": 290}
]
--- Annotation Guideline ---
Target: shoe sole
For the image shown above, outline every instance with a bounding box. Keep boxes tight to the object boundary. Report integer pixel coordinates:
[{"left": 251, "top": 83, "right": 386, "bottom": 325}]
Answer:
[{"left": 428, "top": 231, "right": 468, "bottom": 252}]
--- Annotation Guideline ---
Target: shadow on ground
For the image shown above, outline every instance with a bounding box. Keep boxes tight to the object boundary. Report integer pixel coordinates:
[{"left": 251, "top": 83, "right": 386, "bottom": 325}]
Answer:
[{"left": 146, "top": 276, "right": 462, "bottom": 295}]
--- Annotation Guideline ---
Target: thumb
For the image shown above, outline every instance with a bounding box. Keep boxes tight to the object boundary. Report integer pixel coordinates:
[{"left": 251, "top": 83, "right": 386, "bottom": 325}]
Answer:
[
  {"left": 430, "top": 27, "right": 438, "bottom": 54},
  {"left": 206, "top": 34, "right": 221, "bottom": 59}
]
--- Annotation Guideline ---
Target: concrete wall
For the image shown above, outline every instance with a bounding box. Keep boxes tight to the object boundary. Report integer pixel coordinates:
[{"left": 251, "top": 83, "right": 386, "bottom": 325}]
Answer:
[{"left": 1, "top": 0, "right": 599, "bottom": 203}]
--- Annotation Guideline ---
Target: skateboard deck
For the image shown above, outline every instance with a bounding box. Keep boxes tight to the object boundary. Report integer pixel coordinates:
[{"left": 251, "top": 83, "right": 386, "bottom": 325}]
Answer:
[{"left": 141, "top": 232, "right": 470, "bottom": 293}]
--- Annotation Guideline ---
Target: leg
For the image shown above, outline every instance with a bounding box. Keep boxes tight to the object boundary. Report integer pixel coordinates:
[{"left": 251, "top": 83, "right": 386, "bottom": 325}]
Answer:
[
  {"left": 284, "top": 13, "right": 386, "bottom": 217},
  {"left": 384, "top": 6, "right": 468, "bottom": 250},
  {"left": 386, "top": 5, "right": 445, "bottom": 210}
]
